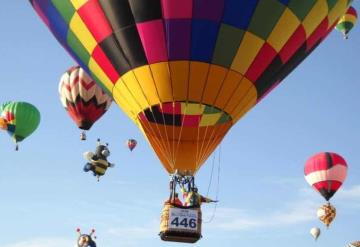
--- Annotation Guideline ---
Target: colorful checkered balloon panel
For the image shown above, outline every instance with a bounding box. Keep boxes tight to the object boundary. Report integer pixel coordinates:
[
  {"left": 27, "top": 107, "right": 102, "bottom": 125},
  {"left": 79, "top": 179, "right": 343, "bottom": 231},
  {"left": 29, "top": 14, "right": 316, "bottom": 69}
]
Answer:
[
  {"left": 59, "top": 66, "right": 112, "bottom": 130},
  {"left": 305, "top": 152, "right": 347, "bottom": 201},
  {"left": 30, "top": 0, "right": 351, "bottom": 175}
]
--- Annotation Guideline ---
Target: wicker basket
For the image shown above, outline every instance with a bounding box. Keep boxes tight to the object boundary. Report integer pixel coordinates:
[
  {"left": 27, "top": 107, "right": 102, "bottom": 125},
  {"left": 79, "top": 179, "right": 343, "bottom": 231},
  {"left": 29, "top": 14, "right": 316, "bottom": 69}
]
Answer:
[{"left": 159, "top": 203, "right": 202, "bottom": 243}]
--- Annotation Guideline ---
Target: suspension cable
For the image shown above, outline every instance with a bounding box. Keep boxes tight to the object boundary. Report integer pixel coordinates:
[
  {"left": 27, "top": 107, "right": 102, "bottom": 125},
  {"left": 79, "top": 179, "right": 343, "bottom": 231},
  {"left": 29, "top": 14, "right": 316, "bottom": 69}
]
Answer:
[{"left": 204, "top": 145, "right": 221, "bottom": 223}]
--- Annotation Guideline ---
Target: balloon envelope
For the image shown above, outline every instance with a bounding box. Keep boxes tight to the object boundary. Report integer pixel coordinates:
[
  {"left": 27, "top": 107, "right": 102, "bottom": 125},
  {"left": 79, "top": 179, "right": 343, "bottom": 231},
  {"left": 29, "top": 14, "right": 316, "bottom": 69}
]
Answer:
[
  {"left": 335, "top": 6, "right": 357, "bottom": 38},
  {"left": 0, "top": 101, "right": 40, "bottom": 143},
  {"left": 310, "top": 227, "right": 320, "bottom": 240},
  {"left": 348, "top": 241, "right": 360, "bottom": 247},
  {"left": 317, "top": 203, "right": 336, "bottom": 227},
  {"left": 59, "top": 66, "right": 112, "bottom": 130},
  {"left": 30, "top": 0, "right": 351, "bottom": 175},
  {"left": 304, "top": 152, "right": 347, "bottom": 201},
  {"left": 127, "top": 139, "right": 137, "bottom": 151}
]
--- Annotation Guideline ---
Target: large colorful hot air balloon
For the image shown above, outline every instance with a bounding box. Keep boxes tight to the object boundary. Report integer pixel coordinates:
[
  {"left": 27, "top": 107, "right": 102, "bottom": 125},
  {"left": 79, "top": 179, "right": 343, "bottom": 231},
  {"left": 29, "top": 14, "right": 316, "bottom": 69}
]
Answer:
[
  {"left": 304, "top": 152, "right": 348, "bottom": 227},
  {"left": 30, "top": 0, "right": 352, "bottom": 242},
  {"left": 31, "top": 0, "right": 352, "bottom": 175},
  {"left": 336, "top": 6, "right": 357, "bottom": 39},
  {"left": 59, "top": 66, "right": 112, "bottom": 140},
  {"left": 0, "top": 101, "right": 41, "bottom": 150}
]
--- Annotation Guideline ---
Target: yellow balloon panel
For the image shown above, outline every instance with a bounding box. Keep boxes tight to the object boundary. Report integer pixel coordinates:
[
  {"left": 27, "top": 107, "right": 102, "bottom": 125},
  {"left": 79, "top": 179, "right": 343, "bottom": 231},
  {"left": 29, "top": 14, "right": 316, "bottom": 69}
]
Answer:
[
  {"left": 150, "top": 62, "right": 173, "bottom": 103},
  {"left": 202, "top": 65, "right": 228, "bottom": 106},
  {"left": 169, "top": 61, "right": 189, "bottom": 101},
  {"left": 188, "top": 62, "right": 210, "bottom": 102}
]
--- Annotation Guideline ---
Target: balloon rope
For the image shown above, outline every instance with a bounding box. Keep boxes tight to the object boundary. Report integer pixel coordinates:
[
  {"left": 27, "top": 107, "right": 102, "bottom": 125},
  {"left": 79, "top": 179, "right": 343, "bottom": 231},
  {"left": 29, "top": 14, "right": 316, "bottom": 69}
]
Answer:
[
  {"left": 131, "top": 72, "right": 173, "bottom": 166},
  {"left": 136, "top": 116, "right": 174, "bottom": 167},
  {"left": 146, "top": 65, "right": 175, "bottom": 167},
  {"left": 206, "top": 151, "right": 216, "bottom": 197},
  {"left": 204, "top": 145, "right": 221, "bottom": 224},
  {"left": 172, "top": 102, "right": 187, "bottom": 170}
]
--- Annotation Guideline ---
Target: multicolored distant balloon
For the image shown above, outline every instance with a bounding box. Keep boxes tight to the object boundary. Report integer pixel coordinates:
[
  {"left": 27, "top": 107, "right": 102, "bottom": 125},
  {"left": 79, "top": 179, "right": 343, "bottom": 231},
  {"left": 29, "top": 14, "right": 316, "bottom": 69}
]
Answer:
[
  {"left": 317, "top": 203, "right": 336, "bottom": 228},
  {"left": 305, "top": 152, "right": 347, "bottom": 228},
  {"left": 30, "top": 0, "right": 352, "bottom": 176},
  {"left": 59, "top": 66, "right": 112, "bottom": 140},
  {"left": 0, "top": 101, "right": 40, "bottom": 150},
  {"left": 348, "top": 241, "right": 360, "bottom": 247},
  {"left": 127, "top": 139, "right": 137, "bottom": 151},
  {"left": 336, "top": 6, "right": 357, "bottom": 39}
]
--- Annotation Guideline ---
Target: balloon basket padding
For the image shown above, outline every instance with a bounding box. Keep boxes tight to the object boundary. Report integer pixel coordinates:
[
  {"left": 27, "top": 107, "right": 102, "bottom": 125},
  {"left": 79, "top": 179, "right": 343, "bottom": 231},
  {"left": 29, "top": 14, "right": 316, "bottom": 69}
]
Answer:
[
  {"left": 159, "top": 203, "right": 202, "bottom": 243},
  {"left": 159, "top": 231, "right": 201, "bottom": 243}
]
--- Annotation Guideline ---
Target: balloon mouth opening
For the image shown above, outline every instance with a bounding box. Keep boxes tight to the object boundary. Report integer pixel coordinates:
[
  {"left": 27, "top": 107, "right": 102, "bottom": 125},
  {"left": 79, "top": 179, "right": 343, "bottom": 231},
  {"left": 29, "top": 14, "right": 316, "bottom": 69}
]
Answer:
[
  {"left": 78, "top": 120, "right": 94, "bottom": 130},
  {"left": 137, "top": 102, "right": 232, "bottom": 127}
]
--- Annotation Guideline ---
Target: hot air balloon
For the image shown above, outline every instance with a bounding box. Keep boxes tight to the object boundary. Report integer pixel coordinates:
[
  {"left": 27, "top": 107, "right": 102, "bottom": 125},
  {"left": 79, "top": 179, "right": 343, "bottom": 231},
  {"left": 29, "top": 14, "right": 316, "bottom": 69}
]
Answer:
[
  {"left": 127, "top": 139, "right": 137, "bottom": 151},
  {"left": 30, "top": 0, "right": 352, "bottom": 242},
  {"left": 59, "top": 66, "right": 112, "bottom": 140},
  {"left": 0, "top": 101, "right": 40, "bottom": 151},
  {"left": 304, "top": 152, "right": 347, "bottom": 227},
  {"left": 310, "top": 227, "right": 321, "bottom": 241},
  {"left": 317, "top": 203, "right": 336, "bottom": 228},
  {"left": 336, "top": 6, "right": 357, "bottom": 39},
  {"left": 348, "top": 241, "right": 360, "bottom": 247},
  {"left": 76, "top": 228, "right": 96, "bottom": 247}
]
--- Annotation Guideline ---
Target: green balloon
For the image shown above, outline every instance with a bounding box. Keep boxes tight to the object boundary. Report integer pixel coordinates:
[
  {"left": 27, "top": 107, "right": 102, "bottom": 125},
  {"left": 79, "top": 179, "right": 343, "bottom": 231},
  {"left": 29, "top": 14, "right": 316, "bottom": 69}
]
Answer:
[{"left": 1, "top": 101, "right": 40, "bottom": 143}]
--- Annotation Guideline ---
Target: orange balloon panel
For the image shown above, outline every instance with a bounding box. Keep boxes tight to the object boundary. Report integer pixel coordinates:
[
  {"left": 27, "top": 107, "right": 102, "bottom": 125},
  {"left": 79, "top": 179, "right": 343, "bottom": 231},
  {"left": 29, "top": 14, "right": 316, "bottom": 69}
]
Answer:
[{"left": 138, "top": 102, "right": 232, "bottom": 174}]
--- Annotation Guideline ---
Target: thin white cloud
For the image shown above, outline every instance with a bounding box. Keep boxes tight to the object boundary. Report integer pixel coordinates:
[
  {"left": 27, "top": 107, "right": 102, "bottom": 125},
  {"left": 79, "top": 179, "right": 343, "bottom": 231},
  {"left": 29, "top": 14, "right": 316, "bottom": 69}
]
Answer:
[
  {"left": 206, "top": 199, "right": 317, "bottom": 231},
  {"left": 105, "top": 221, "right": 159, "bottom": 247},
  {"left": 3, "top": 238, "right": 73, "bottom": 247},
  {"left": 107, "top": 220, "right": 158, "bottom": 239},
  {"left": 337, "top": 185, "right": 360, "bottom": 199},
  {"left": 205, "top": 184, "right": 360, "bottom": 232}
]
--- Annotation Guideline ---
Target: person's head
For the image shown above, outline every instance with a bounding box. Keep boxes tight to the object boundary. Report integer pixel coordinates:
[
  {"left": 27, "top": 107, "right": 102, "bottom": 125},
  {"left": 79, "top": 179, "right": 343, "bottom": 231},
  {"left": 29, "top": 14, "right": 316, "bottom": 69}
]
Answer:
[
  {"left": 192, "top": 187, "right": 198, "bottom": 193},
  {"left": 175, "top": 193, "right": 179, "bottom": 198}
]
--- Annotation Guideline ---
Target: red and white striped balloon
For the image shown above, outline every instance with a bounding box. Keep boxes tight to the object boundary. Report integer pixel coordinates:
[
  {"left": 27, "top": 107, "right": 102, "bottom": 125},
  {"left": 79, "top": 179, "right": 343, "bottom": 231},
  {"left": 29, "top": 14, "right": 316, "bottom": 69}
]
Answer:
[
  {"left": 59, "top": 66, "right": 112, "bottom": 131},
  {"left": 304, "top": 152, "right": 347, "bottom": 201}
]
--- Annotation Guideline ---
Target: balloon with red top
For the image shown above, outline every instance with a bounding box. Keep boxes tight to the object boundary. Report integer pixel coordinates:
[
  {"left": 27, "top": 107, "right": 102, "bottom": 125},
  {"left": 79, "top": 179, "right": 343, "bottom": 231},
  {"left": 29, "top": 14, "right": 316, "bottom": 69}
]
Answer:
[
  {"left": 127, "top": 139, "right": 137, "bottom": 151},
  {"left": 304, "top": 152, "right": 348, "bottom": 201},
  {"left": 304, "top": 152, "right": 348, "bottom": 228}
]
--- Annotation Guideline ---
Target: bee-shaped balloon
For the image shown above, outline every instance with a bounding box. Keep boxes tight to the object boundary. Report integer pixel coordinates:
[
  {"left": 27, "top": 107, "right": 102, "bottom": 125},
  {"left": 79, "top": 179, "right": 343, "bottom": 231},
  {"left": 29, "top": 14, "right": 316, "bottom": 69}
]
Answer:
[
  {"left": 83, "top": 139, "right": 115, "bottom": 181},
  {"left": 76, "top": 228, "right": 97, "bottom": 247}
]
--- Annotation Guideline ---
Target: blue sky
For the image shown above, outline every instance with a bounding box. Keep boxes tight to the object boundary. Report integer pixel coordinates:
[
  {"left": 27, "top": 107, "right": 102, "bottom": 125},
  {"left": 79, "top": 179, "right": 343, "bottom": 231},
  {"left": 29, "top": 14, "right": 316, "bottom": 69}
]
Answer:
[{"left": 0, "top": 2, "right": 359, "bottom": 247}]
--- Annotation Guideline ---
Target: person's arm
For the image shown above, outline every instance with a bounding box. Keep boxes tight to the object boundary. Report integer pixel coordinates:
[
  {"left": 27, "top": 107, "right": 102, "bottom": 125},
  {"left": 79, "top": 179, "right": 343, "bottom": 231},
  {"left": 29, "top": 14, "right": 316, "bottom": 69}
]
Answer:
[{"left": 200, "top": 195, "right": 218, "bottom": 203}]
